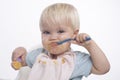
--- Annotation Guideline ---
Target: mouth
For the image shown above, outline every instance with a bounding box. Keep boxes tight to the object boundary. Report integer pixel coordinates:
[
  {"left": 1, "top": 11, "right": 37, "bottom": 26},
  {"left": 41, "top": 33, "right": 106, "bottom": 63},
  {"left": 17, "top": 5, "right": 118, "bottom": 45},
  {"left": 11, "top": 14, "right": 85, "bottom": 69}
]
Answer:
[
  {"left": 49, "top": 42, "right": 58, "bottom": 47},
  {"left": 46, "top": 42, "right": 58, "bottom": 51}
]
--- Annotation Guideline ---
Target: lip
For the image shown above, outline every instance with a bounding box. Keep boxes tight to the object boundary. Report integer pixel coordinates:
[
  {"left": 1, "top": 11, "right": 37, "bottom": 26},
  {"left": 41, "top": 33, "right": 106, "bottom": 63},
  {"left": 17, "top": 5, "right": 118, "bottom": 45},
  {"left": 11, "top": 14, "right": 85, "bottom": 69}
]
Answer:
[
  {"left": 49, "top": 42, "right": 58, "bottom": 47},
  {"left": 46, "top": 43, "right": 57, "bottom": 51}
]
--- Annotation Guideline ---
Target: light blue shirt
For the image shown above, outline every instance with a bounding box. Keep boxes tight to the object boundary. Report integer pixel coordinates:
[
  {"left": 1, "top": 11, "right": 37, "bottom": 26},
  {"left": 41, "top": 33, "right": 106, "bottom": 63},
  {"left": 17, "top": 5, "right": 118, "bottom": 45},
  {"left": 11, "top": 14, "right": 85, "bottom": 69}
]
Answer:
[{"left": 26, "top": 48, "right": 92, "bottom": 80}]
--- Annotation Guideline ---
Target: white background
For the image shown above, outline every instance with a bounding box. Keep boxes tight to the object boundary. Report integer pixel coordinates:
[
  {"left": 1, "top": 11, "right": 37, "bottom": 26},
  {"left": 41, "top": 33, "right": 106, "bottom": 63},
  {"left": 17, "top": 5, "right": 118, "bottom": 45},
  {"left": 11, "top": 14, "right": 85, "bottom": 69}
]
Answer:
[{"left": 0, "top": 0, "right": 120, "bottom": 80}]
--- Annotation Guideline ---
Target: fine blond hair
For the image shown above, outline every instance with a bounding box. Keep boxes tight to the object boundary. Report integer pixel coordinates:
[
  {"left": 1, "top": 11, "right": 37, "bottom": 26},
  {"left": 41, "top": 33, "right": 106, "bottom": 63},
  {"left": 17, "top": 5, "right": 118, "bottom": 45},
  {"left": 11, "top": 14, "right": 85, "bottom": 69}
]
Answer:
[{"left": 40, "top": 3, "right": 80, "bottom": 30}]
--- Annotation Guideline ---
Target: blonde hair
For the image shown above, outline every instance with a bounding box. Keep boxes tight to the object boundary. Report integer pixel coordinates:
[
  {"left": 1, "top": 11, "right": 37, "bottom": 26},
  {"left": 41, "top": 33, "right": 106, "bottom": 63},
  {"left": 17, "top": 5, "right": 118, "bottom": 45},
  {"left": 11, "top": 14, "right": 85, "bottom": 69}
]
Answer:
[{"left": 40, "top": 3, "right": 80, "bottom": 30}]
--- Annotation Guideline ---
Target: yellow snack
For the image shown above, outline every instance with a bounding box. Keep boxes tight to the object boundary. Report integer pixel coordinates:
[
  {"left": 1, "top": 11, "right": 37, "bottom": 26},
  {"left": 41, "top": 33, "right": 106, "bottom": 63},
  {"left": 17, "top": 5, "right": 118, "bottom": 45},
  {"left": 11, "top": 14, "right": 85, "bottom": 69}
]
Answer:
[
  {"left": 53, "top": 60, "right": 57, "bottom": 64},
  {"left": 12, "top": 61, "right": 22, "bottom": 70},
  {"left": 62, "top": 58, "right": 65, "bottom": 64}
]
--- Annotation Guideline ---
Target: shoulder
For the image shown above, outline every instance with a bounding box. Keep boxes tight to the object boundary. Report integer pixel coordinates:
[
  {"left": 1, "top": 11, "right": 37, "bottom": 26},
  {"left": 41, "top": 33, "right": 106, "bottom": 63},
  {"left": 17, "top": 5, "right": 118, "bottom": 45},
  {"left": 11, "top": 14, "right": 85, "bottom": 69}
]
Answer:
[
  {"left": 73, "top": 51, "right": 92, "bottom": 66},
  {"left": 29, "top": 48, "right": 44, "bottom": 53},
  {"left": 27, "top": 48, "right": 43, "bottom": 58},
  {"left": 70, "top": 51, "right": 92, "bottom": 79},
  {"left": 27, "top": 47, "right": 46, "bottom": 58},
  {"left": 74, "top": 51, "right": 91, "bottom": 61},
  {"left": 73, "top": 51, "right": 92, "bottom": 68},
  {"left": 26, "top": 48, "right": 45, "bottom": 67}
]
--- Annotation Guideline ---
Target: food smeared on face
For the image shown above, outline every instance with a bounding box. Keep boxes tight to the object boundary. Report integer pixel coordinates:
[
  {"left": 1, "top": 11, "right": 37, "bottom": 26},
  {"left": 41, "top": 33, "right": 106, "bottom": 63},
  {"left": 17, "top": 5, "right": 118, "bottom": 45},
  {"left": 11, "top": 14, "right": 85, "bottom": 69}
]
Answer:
[
  {"left": 45, "top": 41, "right": 70, "bottom": 56},
  {"left": 50, "top": 42, "right": 58, "bottom": 47},
  {"left": 47, "top": 42, "right": 58, "bottom": 51}
]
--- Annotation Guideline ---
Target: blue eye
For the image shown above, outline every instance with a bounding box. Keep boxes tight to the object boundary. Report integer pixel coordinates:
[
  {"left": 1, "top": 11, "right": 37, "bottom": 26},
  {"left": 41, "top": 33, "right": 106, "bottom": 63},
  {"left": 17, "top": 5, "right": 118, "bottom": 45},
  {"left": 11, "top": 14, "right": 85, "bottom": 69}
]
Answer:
[
  {"left": 43, "top": 31, "right": 50, "bottom": 34},
  {"left": 58, "top": 30, "right": 65, "bottom": 33}
]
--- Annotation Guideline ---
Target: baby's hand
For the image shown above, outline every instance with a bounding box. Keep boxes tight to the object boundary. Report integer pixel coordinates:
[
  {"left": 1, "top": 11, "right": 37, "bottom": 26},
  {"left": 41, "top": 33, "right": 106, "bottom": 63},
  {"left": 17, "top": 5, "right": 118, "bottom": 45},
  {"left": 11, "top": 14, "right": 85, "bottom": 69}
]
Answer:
[
  {"left": 11, "top": 47, "right": 27, "bottom": 70},
  {"left": 72, "top": 33, "right": 92, "bottom": 47}
]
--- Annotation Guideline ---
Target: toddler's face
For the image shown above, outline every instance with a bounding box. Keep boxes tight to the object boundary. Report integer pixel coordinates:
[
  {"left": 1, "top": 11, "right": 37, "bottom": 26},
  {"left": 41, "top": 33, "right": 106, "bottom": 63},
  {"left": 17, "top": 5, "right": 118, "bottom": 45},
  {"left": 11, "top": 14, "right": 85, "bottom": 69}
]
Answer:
[{"left": 41, "top": 24, "right": 75, "bottom": 56}]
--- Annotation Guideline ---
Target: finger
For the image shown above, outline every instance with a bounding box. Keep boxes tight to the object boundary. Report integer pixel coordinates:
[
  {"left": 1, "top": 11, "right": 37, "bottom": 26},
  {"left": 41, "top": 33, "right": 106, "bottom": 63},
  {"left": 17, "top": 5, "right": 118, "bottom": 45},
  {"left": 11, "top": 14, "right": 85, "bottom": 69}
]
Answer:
[
  {"left": 75, "top": 34, "right": 83, "bottom": 43},
  {"left": 71, "top": 38, "right": 83, "bottom": 46},
  {"left": 79, "top": 33, "right": 91, "bottom": 42},
  {"left": 85, "top": 36, "right": 91, "bottom": 41},
  {"left": 72, "top": 33, "right": 91, "bottom": 46}
]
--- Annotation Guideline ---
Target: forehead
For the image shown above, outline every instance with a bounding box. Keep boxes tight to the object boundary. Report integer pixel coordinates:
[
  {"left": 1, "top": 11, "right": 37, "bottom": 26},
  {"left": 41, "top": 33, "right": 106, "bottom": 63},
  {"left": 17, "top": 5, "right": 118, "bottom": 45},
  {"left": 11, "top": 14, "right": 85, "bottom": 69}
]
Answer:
[{"left": 40, "top": 24, "right": 71, "bottom": 31}]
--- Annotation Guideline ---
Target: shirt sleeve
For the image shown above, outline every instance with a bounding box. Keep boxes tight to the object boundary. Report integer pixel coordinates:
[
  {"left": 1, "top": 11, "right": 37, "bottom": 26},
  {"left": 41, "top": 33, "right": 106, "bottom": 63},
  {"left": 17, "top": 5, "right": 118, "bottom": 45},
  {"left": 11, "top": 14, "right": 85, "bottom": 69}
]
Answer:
[
  {"left": 71, "top": 51, "right": 92, "bottom": 78},
  {"left": 26, "top": 48, "right": 43, "bottom": 68}
]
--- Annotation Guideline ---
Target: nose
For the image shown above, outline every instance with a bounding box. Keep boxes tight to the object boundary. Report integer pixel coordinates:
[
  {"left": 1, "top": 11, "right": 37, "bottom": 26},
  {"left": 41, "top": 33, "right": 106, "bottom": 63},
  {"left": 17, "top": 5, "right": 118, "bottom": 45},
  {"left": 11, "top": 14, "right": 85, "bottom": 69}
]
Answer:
[{"left": 50, "top": 33, "right": 58, "bottom": 40}]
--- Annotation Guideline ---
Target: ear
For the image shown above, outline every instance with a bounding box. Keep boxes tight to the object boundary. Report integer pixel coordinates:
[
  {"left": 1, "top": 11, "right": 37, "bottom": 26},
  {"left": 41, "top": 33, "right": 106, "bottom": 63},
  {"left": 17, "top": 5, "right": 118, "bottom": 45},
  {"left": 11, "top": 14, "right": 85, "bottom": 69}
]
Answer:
[{"left": 72, "top": 29, "right": 79, "bottom": 39}]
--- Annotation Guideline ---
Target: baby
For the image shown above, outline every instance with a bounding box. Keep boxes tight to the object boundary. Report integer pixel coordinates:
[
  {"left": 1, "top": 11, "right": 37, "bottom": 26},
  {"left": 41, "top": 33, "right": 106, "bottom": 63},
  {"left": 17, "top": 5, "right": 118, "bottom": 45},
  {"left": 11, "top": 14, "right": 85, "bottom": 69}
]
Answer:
[{"left": 11, "top": 3, "right": 110, "bottom": 80}]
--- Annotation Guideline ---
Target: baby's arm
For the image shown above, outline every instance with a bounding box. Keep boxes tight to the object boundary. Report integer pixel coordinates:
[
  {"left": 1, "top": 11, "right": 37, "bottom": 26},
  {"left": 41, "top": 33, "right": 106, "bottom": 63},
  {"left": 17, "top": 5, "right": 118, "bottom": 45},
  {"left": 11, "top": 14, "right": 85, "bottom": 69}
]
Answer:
[
  {"left": 85, "top": 40, "right": 110, "bottom": 74},
  {"left": 11, "top": 47, "right": 27, "bottom": 70},
  {"left": 74, "top": 33, "right": 110, "bottom": 74}
]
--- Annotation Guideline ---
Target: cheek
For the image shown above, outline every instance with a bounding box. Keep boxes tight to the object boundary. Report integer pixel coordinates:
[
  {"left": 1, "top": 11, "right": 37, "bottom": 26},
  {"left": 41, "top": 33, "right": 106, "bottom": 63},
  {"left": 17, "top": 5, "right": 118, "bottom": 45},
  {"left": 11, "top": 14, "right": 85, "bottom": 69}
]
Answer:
[
  {"left": 42, "top": 35, "right": 49, "bottom": 43},
  {"left": 58, "top": 43, "right": 71, "bottom": 53},
  {"left": 41, "top": 37, "right": 48, "bottom": 48},
  {"left": 58, "top": 43, "right": 71, "bottom": 51},
  {"left": 60, "top": 33, "right": 73, "bottom": 40},
  {"left": 60, "top": 36, "right": 65, "bottom": 39},
  {"left": 42, "top": 35, "right": 47, "bottom": 41},
  {"left": 59, "top": 35, "right": 70, "bottom": 40}
]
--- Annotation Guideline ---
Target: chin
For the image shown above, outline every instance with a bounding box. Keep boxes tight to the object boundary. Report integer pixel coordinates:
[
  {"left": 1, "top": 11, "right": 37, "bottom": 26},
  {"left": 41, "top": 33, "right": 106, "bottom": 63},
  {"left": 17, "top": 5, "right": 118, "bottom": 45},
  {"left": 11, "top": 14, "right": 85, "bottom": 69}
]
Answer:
[{"left": 49, "top": 49, "right": 64, "bottom": 55}]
